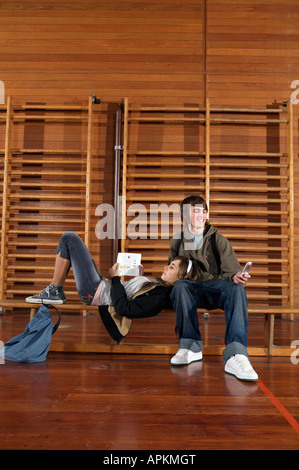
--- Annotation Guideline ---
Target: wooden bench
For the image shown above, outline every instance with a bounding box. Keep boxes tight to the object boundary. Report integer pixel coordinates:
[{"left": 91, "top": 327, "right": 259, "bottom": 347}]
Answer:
[
  {"left": 1, "top": 299, "right": 298, "bottom": 356},
  {"left": 0, "top": 299, "right": 99, "bottom": 318},
  {"left": 247, "top": 305, "right": 299, "bottom": 356}
]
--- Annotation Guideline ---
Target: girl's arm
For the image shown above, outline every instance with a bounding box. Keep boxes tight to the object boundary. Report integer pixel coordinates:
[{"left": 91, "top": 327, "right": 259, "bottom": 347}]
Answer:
[{"left": 110, "top": 275, "right": 170, "bottom": 319}]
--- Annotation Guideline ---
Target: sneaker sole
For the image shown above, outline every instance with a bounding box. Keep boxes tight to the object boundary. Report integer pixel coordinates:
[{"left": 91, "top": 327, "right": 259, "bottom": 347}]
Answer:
[
  {"left": 224, "top": 367, "right": 258, "bottom": 382},
  {"left": 25, "top": 298, "right": 65, "bottom": 305},
  {"left": 170, "top": 353, "right": 203, "bottom": 366}
]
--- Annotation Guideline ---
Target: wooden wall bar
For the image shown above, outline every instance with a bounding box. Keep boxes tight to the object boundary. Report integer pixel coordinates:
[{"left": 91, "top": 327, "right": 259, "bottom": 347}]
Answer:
[{"left": 0, "top": 1, "right": 298, "bottom": 305}]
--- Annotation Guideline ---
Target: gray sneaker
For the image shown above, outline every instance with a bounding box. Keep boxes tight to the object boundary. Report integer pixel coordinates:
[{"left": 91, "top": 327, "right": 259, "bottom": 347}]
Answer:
[{"left": 25, "top": 284, "right": 66, "bottom": 305}]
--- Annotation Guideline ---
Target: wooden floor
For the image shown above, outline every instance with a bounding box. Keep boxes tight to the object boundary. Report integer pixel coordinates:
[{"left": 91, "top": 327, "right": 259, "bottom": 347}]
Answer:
[{"left": 0, "top": 311, "right": 299, "bottom": 451}]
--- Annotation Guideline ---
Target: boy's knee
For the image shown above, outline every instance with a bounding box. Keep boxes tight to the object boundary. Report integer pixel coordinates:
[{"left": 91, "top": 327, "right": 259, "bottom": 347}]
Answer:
[
  {"left": 227, "top": 283, "right": 248, "bottom": 304},
  {"left": 171, "top": 280, "right": 191, "bottom": 295},
  {"left": 170, "top": 280, "right": 194, "bottom": 304}
]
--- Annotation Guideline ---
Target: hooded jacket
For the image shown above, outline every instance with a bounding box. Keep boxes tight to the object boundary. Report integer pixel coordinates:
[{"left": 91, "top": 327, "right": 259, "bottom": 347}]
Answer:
[
  {"left": 169, "top": 224, "right": 241, "bottom": 282},
  {"left": 99, "top": 278, "right": 172, "bottom": 343}
]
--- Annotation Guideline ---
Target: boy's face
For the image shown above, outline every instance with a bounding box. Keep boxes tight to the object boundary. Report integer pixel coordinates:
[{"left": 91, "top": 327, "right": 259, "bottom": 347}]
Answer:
[{"left": 189, "top": 204, "right": 208, "bottom": 232}]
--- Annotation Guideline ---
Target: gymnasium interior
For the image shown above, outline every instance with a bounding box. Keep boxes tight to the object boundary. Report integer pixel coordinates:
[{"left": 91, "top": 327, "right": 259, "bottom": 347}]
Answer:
[{"left": 0, "top": 0, "right": 299, "bottom": 453}]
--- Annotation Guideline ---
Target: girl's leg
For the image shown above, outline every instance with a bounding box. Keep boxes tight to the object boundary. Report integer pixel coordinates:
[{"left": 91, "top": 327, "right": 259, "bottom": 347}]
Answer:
[
  {"left": 26, "top": 232, "right": 102, "bottom": 305},
  {"left": 51, "top": 254, "right": 71, "bottom": 286},
  {"left": 54, "top": 232, "right": 102, "bottom": 304}
]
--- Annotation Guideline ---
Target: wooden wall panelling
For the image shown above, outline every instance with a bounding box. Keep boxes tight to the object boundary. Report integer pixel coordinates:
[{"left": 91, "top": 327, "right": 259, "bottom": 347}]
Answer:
[
  {"left": 120, "top": 97, "right": 294, "bottom": 308},
  {"left": 0, "top": 0, "right": 205, "bottom": 104},
  {"left": 206, "top": 0, "right": 299, "bottom": 306},
  {"left": 0, "top": 0, "right": 206, "bottom": 288},
  {"left": 0, "top": 96, "right": 100, "bottom": 313},
  {"left": 207, "top": 100, "right": 293, "bottom": 306},
  {"left": 121, "top": 98, "right": 207, "bottom": 275},
  {"left": 0, "top": 0, "right": 297, "bottom": 309}
]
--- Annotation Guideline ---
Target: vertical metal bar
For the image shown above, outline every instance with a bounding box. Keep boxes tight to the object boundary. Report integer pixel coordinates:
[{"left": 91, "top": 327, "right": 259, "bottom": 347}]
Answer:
[
  {"left": 205, "top": 98, "right": 210, "bottom": 208},
  {"left": 85, "top": 95, "right": 93, "bottom": 249},
  {"left": 113, "top": 107, "right": 122, "bottom": 261},
  {"left": 121, "top": 98, "right": 129, "bottom": 252}
]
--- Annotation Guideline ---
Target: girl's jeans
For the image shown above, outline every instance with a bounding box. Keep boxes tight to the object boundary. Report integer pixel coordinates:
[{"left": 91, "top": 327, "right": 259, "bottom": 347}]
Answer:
[
  {"left": 170, "top": 279, "right": 249, "bottom": 363},
  {"left": 55, "top": 232, "right": 102, "bottom": 305}
]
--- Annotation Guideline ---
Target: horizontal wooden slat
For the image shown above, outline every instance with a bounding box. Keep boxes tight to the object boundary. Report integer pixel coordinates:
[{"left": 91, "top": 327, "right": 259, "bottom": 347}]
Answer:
[
  {"left": 140, "top": 255, "right": 287, "bottom": 264},
  {"left": 126, "top": 184, "right": 287, "bottom": 192},
  {"left": 11, "top": 149, "right": 87, "bottom": 155},
  {"left": 10, "top": 170, "right": 86, "bottom": 176},
  {"left": 126, "top": 206, "right": 287, "bottom": 216},
  {"left": 210, "top": 118, "right": 288, "bottom": 124},
  {"left": 9, "top": 194, "right": 85, "bottom": 200},
  {"left": 129, "top": 117, "right": 206, "bottom": 122},
  {"left": 11, "top": 158, "right": 87, "bottom": 164},
  {"left": 127, "top": 172, "right": 288, "bottom": 181},
  {"left": 128, "top": 106, "right": 287, "bottom": 114},
  {"left": 210, "top": 186, "right": 288, "bottom": 193},
  {"left": 210, "top": 152, "right": 287, "bottom": 158},
  {"left": 12, "top": 114, "right": 88, "bottom": 121},
  {"left": 127, "top": 243, "right": 288, "bottom": 253},
  {"left": 126, "top": 195, "right": 288, "bottom": 204},
  {"left": 127, "top": 151, "right": 204, "bottom": 157},
  {"left": 10, "top": 205, "right": 84, "bottom": 212},
  {"left": 7, "top": 230, "right": 85, "bottom": 235},
  {"left": 13, "top": 104, "right": 89, "bottom": 111},
  {"left": 128, "top": 162, "right": 288, "bottom": 169},
  {"left": 10, "top": 182, "right": 86, "bottom": 187},
  {"left": 7, "top": 218, "right": 83, "bottom": 224},
  {"left": 210, "top": 107, "right": 286, "bottom": 114},
  {"left": 129, "top": 106, "right": 206, "bottom": 112}
]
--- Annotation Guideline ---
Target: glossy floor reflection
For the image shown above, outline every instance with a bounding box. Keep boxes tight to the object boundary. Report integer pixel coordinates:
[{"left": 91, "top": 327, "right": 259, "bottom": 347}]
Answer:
[{"left": 0, "top": 313, "right": 299, "bottom": 450}]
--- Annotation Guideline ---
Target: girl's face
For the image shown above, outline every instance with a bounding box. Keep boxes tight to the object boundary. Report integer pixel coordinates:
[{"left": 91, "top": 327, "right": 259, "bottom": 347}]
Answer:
[{"left": 161, "top": 259, "right": 181, "bottom": 285}]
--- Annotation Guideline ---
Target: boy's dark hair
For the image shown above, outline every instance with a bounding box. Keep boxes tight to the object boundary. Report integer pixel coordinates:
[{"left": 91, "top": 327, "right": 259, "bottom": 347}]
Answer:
[{"left": 180, "top": 195, "right": 209, "bottom": 223}]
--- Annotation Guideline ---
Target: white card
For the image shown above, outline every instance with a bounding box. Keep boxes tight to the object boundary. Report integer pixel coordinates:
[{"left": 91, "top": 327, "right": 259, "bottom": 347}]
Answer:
[{"left": 116, "top": 252, "right": 141, "bottom": 276}]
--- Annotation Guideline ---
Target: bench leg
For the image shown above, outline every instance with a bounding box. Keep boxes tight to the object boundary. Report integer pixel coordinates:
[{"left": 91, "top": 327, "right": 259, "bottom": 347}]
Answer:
[
  {"left": 30, "top": 308, "right": 37, "bottom": 320},
  {"left": 264, "top": 314, "right": 274, "bottom": 355}
]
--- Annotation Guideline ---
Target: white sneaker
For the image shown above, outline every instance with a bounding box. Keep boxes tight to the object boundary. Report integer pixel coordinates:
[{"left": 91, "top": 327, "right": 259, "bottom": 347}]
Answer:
[
  {"left": 225, "top": 354, "right": 258, "bottom": 382},
  {"left": 170, "top": 348, "right": 202, "bottom": 366}
]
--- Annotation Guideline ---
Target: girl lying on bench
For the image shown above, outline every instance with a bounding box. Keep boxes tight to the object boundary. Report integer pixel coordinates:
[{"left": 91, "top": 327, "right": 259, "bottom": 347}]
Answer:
[{"left": 25, "top": 232, "right": 202, "bottom": 342}]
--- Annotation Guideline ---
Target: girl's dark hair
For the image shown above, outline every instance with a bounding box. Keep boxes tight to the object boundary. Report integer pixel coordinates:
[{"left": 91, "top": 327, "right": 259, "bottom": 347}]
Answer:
[
  {"left": 141, "top": 256, "right": 201, "bottom": 291},
  {"left": 173, "top": 256, "right": 201, "bottom": 281}
]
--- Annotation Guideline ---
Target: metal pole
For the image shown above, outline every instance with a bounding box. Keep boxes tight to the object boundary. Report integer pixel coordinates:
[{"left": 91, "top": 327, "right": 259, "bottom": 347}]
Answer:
[{"left": 113, "top": 106, "right": 123, "bottom": 261}]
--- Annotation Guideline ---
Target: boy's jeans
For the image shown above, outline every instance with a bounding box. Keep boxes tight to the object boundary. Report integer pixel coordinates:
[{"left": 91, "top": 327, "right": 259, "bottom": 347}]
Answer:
[{"left": 170, "top": 280, "right": 249, "bottom": 363}]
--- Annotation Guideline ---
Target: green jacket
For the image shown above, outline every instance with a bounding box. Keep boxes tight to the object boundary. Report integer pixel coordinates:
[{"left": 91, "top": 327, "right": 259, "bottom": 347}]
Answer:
[{"left": 169, "top": 224, "right": 241, "bottom": 282}]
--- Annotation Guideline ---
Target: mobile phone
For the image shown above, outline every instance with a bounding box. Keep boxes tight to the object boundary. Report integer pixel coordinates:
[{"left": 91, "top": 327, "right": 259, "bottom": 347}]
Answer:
[{"left": 242, "top": 262, "right": 252, "bottom": 276}]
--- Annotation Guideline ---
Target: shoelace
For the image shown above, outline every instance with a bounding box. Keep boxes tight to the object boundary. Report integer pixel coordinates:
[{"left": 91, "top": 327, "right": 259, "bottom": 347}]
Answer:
[
  {"left": 234, "top": 355, "right": 254, "bottom": 371},
  {"left": 39, "top": 286, "right": 51, "bottom": 297}
]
